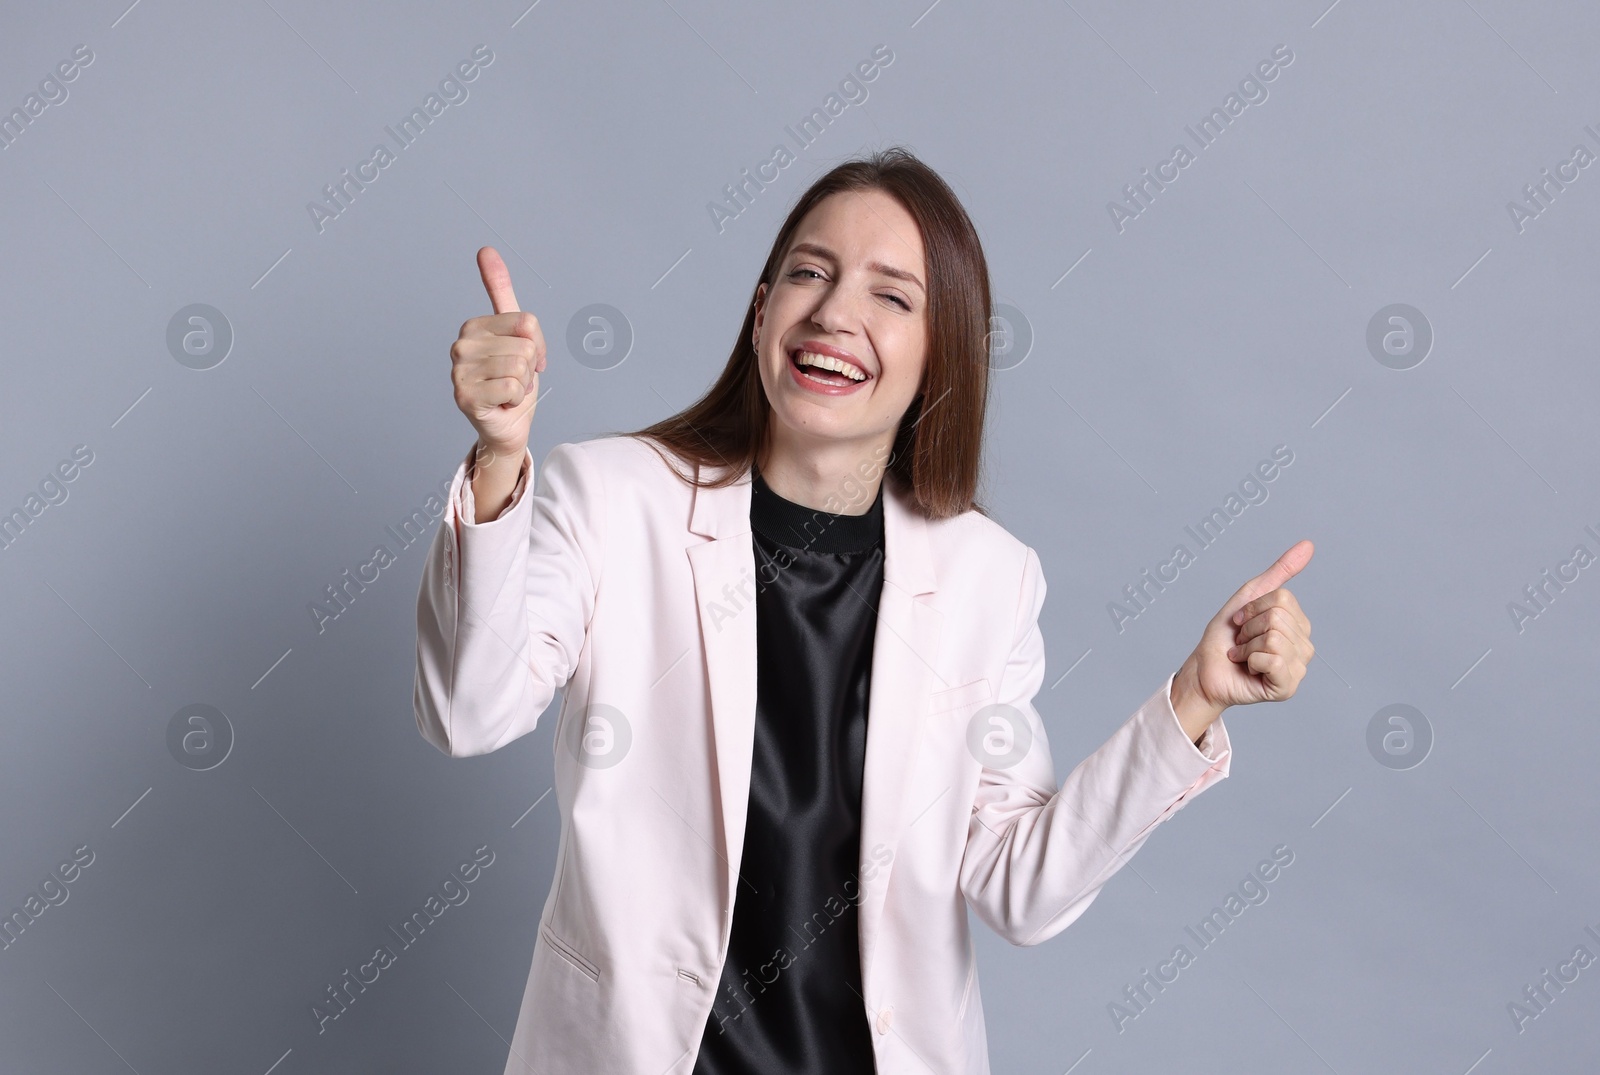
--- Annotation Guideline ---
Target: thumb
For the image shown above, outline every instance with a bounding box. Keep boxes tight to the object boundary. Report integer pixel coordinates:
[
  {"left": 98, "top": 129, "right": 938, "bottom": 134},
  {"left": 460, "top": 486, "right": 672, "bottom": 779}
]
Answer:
[
  {"left": 1223, "top": 539, "right": 1314, "bottom": 616},
  {"left": 476, "top": 246, "right": 520, "bottom": 314}
]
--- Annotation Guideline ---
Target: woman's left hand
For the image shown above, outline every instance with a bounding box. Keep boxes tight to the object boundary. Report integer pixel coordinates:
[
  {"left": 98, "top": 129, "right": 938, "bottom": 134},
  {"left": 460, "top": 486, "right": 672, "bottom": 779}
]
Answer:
[{"left": 1172, "top": 540, "right": 1315, "bottom": 734}]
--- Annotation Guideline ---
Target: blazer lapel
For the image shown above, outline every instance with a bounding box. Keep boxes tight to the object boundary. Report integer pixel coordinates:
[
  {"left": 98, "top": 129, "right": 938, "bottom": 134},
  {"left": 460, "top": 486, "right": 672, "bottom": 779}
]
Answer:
[
  {"left": 856, "top": 474, "right": 941, "bottom": 983},
  {"left": 686, "top": 462, "right": 759, "bottom": 930}
]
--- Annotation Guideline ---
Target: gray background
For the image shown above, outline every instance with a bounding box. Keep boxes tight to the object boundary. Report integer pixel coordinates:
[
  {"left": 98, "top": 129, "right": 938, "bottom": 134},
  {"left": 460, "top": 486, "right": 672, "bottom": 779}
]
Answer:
[{"left": 2, "top": 0, "right": 1597, "bottom": 1071}]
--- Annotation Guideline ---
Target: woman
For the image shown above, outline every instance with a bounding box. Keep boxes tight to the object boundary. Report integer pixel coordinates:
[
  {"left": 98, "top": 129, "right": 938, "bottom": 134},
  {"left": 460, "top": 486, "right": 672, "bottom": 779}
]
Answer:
[{"left": 414, "top": 148, "right": 1314, "bottom": 1074}]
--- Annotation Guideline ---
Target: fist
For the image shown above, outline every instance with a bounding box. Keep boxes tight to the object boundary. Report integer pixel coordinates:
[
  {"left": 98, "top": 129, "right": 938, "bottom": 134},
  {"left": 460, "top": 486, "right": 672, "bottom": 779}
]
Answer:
[
  {"left": 1175, "top": 540, "right": 1315, "bottom": 730},
  {"left": 450, "top": 246, "right": 546, "bottom": 459}
]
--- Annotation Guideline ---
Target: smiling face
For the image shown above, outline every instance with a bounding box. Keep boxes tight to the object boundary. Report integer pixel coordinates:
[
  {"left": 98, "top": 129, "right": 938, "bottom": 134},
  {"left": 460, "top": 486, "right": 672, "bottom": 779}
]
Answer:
[{"left": 752, "top": 187, "right": 929, "bottom": 469}]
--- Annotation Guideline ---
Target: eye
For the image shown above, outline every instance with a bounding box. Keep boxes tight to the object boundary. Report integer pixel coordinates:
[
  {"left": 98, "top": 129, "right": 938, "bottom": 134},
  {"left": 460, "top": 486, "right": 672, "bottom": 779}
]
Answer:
[
  {"left": 882, "top": 293, "right": 910, "bottom": 310},
  {"left": 787, "top": 268, "right": 823, "bottom": 281}
]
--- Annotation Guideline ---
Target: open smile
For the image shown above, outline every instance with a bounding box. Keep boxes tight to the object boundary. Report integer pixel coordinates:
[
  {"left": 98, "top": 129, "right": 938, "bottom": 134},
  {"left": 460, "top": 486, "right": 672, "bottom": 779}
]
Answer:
[{"left": 787, "top": 346, "right": 871, "bottom": 395}]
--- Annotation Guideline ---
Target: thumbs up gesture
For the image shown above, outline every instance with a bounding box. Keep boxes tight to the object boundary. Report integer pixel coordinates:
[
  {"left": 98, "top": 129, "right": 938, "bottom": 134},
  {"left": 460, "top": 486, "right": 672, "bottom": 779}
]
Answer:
[
  {"left": 451, "top": 246, "right": 546, "bottom": 460},
  {"left": 1170, "top": 540, "right": 1316, "bottom": 741}
]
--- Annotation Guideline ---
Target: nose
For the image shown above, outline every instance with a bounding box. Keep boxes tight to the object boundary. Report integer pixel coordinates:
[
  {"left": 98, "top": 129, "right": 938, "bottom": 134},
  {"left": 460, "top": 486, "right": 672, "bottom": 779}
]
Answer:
[{"left": 808, "top": 278, "right": 864, "bottom": 336}]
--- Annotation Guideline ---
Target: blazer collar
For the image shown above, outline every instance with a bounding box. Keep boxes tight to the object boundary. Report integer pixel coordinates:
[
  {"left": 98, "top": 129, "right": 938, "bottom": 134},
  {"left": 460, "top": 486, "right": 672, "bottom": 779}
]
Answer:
[{"left": 687, "top": 460, "right": 937, "bottom": 597}]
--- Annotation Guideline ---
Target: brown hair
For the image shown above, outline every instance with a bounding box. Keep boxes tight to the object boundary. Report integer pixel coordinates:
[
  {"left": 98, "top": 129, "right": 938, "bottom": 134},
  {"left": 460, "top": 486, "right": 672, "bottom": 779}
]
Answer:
[{"left": 627, "top": 146, "right": 993, "bottom": 520}]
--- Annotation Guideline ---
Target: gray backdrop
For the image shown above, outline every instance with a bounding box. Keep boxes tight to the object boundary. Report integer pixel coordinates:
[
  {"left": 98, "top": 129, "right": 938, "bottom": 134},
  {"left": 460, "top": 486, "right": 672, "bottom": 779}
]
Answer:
[{"left": 3, "top": 0, "right": 1597, "bottom": 1071}]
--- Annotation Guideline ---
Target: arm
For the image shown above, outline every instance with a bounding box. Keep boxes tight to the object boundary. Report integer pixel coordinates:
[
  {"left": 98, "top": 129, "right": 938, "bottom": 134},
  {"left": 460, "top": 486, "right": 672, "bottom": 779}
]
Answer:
[
  {"left": 958, "top": 546, "right": 1231, "bottom": 948},
  {"left": 413, "top": 439, "right": 605, "bottom": 757}
]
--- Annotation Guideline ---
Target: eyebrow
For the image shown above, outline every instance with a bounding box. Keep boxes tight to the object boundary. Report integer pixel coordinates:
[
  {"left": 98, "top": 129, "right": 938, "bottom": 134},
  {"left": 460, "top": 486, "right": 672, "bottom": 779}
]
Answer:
[{"left": 786, "top": 241, "right": 925, "bottom": 294}]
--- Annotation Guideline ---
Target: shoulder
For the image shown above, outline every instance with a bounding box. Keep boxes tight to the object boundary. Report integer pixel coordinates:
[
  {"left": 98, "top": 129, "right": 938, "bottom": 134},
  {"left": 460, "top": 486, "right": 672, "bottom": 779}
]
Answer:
[
  {"left": 900, "top": 490, "right": 1049, "bottom": 646},
  {"left": 549, "top": 434, "right": 698, "bottom": 501},
  {"left": 913, "top": 489, "right": 1041, "bottom": 608},
  {"left": 921, "top": 497, "right": 1032, "bottom": 570}
]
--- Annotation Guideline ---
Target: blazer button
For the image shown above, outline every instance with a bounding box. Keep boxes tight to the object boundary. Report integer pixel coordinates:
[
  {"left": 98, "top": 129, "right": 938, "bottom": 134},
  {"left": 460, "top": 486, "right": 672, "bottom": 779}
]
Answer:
[{"left": 875, "top": 1006, "right": 894, "bottom": 1034}]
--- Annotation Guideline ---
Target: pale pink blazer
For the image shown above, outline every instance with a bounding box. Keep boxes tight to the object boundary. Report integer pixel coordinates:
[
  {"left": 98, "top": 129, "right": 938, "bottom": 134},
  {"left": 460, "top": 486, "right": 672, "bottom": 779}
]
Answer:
[{"left": 413, "top": 434, "right": 1231, "bottom": 1074}]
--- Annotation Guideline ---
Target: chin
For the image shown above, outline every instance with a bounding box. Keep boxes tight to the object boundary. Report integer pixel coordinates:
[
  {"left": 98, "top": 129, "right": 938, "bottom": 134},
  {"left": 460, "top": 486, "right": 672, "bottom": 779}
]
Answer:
[{"left": 777, "top": 411, "right": 893, "bottom": 449}]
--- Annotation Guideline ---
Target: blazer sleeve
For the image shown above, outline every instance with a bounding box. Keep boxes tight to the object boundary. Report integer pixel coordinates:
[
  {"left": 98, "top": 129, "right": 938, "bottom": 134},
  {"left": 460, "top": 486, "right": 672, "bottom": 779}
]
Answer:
[
  {"left": 958, "top": 545, "right": 1231, "bottom": 947},
  {"left": 413, "top": 440, "right": 605, "bottom": 757}
]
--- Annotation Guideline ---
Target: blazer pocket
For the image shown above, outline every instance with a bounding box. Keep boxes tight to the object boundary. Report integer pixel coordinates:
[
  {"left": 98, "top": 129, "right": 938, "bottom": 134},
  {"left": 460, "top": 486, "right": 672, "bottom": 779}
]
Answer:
[
  {"left": 541, "top": 922, "right": 599, "bottom": 983},
  {"left": 928, "top": 678, "right": 993, "bottom": 715}
]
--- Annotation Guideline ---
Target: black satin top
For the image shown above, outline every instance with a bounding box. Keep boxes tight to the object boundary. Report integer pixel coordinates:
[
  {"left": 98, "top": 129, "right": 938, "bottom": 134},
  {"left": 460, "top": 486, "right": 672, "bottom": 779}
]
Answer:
[{"left": 692, "top": 469, "right": 885, "bottom": 1074}]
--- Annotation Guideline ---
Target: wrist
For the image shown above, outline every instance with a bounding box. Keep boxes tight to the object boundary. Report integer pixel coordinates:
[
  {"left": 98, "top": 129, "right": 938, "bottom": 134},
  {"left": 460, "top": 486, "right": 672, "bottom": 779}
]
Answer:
[
  {"left": 471, "top": 438, "right": 527, "bottom": 476},
  {"left": 1171, "top": 655, "right": 1225, "bottom": 745}
]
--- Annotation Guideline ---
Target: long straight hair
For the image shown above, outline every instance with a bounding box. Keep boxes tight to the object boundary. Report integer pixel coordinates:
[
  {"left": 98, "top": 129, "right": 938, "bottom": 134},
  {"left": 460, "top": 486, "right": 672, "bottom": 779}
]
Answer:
[{"left": 630, "top": 147, "right": 993, "bottom": 520}]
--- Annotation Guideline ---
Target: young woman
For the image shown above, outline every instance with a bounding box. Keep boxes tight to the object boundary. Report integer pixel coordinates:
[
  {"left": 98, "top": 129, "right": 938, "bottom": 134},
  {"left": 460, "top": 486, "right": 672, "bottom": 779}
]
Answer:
[{"left": 414, "top": 148, "right": 1313, "bottom": 1075}]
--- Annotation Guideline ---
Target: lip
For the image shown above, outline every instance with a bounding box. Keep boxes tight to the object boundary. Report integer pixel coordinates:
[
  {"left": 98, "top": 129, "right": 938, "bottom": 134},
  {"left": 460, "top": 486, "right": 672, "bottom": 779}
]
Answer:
[{"left": 786, "top": 341, "right": 872, "bottom": 396}]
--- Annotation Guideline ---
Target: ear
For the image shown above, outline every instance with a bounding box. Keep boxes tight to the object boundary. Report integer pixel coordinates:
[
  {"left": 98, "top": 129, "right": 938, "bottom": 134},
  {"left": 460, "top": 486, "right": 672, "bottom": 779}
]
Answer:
[{"left": 751, "top": 283, "right": 768, "bottom": 348}]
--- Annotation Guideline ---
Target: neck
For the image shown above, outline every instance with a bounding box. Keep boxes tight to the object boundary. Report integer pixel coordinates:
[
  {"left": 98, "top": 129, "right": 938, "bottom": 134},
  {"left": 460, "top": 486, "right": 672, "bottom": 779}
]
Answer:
[{"left": 756, "top": 426, "right": 892, "bottom": 516}]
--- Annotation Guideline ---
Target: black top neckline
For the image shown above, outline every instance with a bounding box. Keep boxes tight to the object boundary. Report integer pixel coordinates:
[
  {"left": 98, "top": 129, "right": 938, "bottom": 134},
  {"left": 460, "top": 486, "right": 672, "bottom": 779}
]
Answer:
[{"left": 750, "top": 469, "right": 885, "bottom": 554}]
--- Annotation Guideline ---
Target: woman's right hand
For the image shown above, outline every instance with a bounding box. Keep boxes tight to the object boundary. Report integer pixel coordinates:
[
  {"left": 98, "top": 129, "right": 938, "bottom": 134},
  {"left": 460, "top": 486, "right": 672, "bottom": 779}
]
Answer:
[{"left": 451, "top": 246, "right": 546, "bottom": 462}]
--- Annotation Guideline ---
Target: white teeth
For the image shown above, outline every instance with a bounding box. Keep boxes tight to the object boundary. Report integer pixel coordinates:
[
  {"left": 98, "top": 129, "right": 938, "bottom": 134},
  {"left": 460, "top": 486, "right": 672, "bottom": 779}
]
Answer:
[{"left": 794, "top": 351, "right": 866, "bottom": 381}]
